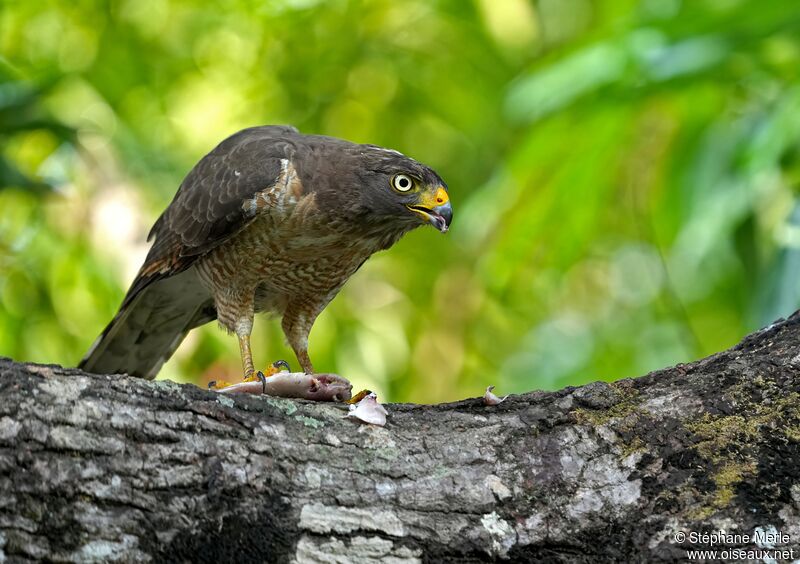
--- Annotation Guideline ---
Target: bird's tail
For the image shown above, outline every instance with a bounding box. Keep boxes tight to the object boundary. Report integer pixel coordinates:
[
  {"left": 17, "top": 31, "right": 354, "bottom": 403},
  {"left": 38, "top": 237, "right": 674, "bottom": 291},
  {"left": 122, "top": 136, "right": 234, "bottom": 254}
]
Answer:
[{"left": 79, "top": 268, "right": 215, "bottom": 379}]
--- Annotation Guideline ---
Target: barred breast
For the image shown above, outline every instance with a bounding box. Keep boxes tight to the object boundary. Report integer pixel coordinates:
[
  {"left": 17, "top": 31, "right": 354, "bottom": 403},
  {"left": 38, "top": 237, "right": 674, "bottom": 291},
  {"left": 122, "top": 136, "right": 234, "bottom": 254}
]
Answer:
[{"left": 195, "top": 197, "right": 378, "bottom": 323}]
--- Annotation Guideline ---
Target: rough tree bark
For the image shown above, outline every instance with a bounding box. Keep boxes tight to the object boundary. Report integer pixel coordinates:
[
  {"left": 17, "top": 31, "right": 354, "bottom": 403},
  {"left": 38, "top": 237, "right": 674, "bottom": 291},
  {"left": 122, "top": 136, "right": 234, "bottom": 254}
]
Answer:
[{"left": 2, "top": 313, "right": 800, "bottom": 563}]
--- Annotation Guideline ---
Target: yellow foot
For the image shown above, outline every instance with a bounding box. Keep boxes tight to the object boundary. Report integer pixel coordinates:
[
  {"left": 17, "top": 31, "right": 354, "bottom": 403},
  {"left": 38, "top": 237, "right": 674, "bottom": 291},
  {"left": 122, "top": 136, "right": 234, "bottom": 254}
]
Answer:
[
  {"left": 245, "top": 360, "right": 290, "bottom": 382},
  {"left": 209, "top": 371, "right": 265, "bottom": 392},
  {"left": 208, "top": 360, "right": 290, "bottom": 390},
  {"left": 346, "top": 389, "right": 372, "bottom": 404}
]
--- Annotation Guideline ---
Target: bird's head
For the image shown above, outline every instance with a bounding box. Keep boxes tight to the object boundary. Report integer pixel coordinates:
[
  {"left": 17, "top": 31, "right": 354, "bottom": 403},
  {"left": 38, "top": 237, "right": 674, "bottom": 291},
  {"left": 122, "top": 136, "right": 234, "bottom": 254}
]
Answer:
[
  {"left": 390, "top": 171, "right": 452, "bottom": 234},
  {"left": 352, "top": 146, "right": 453, "bottom": 235}
]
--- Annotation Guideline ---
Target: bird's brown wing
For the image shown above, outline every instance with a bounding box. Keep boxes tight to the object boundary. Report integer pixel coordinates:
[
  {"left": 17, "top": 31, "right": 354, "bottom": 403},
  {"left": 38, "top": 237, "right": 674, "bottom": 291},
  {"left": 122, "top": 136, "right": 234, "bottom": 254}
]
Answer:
[
  {"left": 80, "top": 125, "right": 303, "bottom": 378},
  {"left": 124, "top": 125, "right": 301, "bottom": 307}
]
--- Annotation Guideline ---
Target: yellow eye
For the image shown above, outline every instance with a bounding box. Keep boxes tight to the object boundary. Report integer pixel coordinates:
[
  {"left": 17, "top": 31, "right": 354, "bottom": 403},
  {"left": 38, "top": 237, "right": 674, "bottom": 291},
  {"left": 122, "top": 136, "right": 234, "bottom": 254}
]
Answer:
[{"left": 392, "top": 174, "right": 414, "bottom": 192}]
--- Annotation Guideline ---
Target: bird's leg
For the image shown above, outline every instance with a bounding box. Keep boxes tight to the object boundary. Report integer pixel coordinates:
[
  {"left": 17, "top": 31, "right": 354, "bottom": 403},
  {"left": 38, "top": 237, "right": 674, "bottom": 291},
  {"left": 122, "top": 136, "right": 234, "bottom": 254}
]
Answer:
[
  {"left": 235, "top": 318, "right": 290, "bottom": 380},
  {"left": 208, "top": 316, "right": 257, "bottom": 389},
  {"left": 295, "top": 349, "right": 314, "bottom": 375},
  {"left": 237, "top": 329, "right": 256, "bottom": 380},
  {"left": 204, "top": 283, "right": 299, "bottom": 393},
  {"left": 209, "top": 309, "right": 291, "bottom": 391},
  {"left": 282, "top": 307, "right": 316, "bottom": 374}
]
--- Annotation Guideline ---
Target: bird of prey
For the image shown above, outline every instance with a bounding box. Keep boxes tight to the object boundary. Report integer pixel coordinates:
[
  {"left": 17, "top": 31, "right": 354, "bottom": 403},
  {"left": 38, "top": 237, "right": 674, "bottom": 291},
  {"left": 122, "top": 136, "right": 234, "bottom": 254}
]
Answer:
[{"left": 79, "top": 125, "right": 452, "bottom": 389}]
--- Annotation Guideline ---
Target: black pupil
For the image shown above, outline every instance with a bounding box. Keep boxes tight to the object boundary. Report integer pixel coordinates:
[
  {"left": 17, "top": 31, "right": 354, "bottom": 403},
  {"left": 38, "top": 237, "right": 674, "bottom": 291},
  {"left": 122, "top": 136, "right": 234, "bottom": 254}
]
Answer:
[{"left": 398, "top": 177, "right": 409, "bottom": 188}]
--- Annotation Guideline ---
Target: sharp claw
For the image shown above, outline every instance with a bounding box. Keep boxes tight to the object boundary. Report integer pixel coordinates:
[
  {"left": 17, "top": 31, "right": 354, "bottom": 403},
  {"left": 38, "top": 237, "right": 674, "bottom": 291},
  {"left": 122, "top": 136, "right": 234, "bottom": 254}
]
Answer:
[
  {"left": 273, "top": 360, "right": 290, "bottom": 372},
  {"left": 257, "top": 371, "right": 267, "bottom": 394}
]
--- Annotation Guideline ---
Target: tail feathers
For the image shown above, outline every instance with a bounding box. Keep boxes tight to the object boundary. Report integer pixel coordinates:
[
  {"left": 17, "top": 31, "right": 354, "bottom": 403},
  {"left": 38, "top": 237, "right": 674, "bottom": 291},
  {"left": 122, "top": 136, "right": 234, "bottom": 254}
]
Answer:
[{"left": 80, "top": 268, "right": 214, "bottom": 379}]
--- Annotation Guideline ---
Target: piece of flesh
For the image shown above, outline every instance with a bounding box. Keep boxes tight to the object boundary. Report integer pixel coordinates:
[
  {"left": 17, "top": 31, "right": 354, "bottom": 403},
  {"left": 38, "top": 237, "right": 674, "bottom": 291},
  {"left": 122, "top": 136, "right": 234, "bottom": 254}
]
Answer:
[{"left": 215, "top": 371, "right": 352, "bottom": 402}]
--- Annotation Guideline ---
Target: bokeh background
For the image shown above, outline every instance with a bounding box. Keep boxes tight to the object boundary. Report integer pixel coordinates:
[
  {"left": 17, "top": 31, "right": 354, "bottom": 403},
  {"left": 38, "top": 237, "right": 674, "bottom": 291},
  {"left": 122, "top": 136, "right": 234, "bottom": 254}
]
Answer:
[{"left": 2, "top": 0, "right": 800, "bottom": 403}]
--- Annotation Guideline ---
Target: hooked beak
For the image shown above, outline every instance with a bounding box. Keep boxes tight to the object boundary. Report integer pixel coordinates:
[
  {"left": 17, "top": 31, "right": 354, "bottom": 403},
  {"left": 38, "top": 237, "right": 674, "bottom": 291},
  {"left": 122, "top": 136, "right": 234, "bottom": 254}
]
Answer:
[{"left": 407, "top": 186, "right": 452, "bottom": 233}]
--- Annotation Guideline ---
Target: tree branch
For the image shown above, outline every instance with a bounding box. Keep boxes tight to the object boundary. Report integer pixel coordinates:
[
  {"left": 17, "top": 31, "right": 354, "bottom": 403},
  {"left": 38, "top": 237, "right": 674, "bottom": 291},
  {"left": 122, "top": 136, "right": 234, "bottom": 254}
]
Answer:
[{"left": 2, "top": 313, "right": 800, "bottom": 562}]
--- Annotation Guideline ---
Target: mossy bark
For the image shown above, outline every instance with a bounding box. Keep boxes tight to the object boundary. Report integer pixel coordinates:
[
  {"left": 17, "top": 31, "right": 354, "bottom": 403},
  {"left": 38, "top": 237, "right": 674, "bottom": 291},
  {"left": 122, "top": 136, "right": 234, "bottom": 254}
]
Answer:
[{"left": 2, "top": 313, "right": 800, "bottom": 562}]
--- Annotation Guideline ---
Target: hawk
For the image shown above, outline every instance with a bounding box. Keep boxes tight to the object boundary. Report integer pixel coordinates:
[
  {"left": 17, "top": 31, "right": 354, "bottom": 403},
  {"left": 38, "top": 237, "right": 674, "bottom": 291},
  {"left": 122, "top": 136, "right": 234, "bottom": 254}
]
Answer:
[{"left": 79, "top": 126, "right": 452, "bottom": 390}]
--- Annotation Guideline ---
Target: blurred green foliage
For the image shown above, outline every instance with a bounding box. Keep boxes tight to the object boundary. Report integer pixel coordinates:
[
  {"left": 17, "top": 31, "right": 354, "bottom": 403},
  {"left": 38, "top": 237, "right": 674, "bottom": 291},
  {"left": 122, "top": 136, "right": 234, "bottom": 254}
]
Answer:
[{"left": 1, "top": 0, "right": 800, "bottom": 402}]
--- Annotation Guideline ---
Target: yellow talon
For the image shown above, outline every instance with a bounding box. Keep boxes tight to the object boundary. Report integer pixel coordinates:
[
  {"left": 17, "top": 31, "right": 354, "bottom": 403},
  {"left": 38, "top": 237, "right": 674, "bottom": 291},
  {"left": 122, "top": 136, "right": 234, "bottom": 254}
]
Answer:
[
  {"left": 209, "top": 360, "right": 290, "bottom": 391},
  {"left": 262, "top": 359, "right": 290, "bottom": 377}
]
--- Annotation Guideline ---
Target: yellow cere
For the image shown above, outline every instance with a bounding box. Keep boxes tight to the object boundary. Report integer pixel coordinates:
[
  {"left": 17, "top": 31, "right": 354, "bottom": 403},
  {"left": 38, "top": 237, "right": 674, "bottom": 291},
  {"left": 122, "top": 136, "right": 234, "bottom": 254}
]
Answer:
[{"left": 416, "top": 186, "right": 449, "bottom": 210}]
